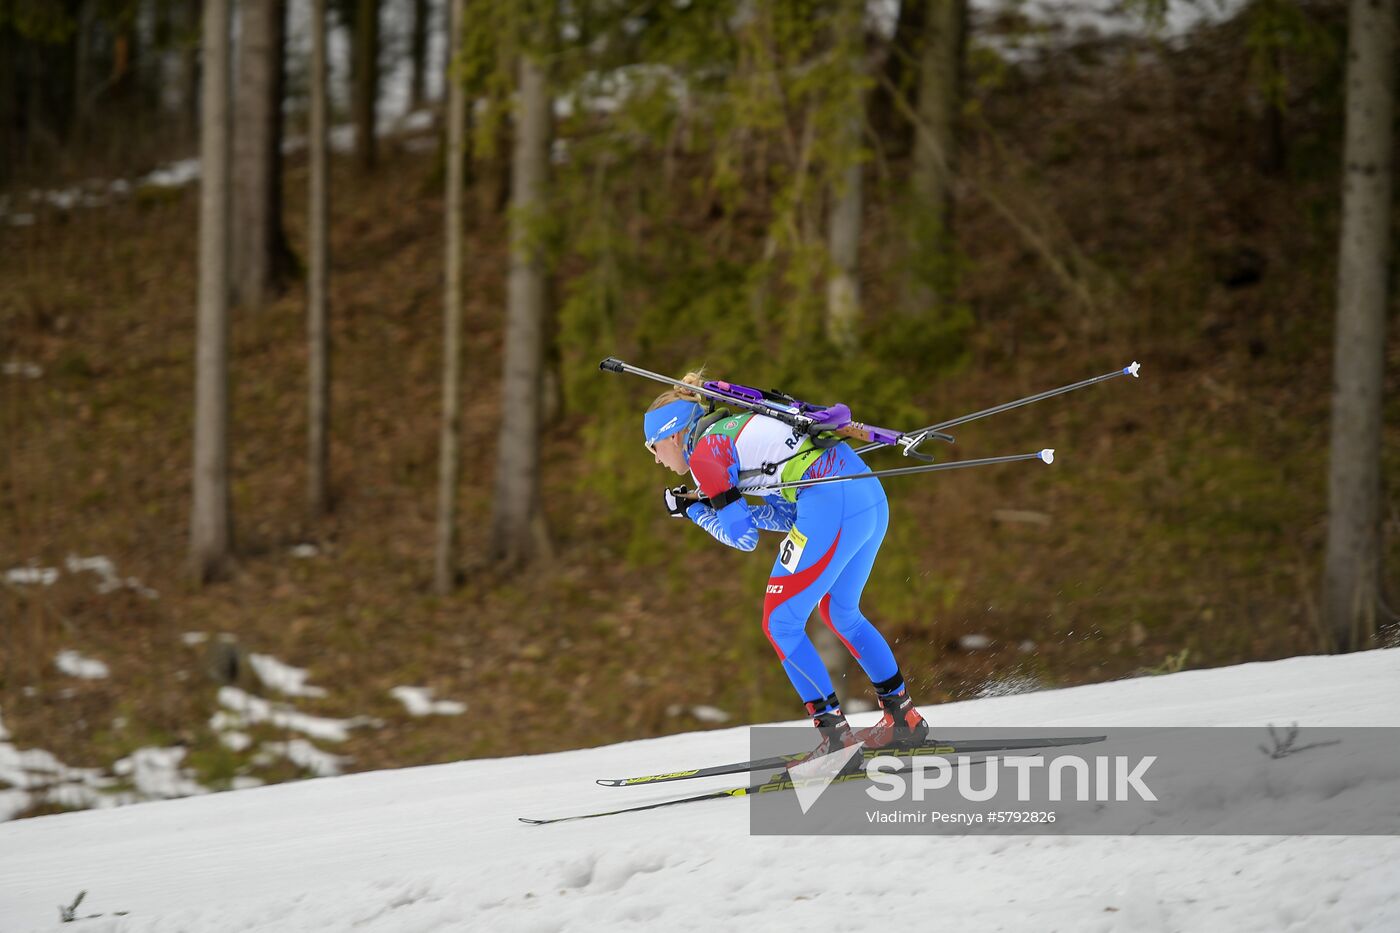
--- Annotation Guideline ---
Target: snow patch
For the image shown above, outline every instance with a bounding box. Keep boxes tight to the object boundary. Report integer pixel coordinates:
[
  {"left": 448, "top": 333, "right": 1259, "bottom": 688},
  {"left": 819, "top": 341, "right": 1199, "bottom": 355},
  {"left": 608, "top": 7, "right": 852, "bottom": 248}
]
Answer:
[
  {"left": 111, "top": 748, "right": 209, "bottom": 800},
  {"left": 0, "top": 788, "right": 31, "bottom": 822},
  {"left": 64, "top": 554, "right": 159, "bottom": 599},
  {"left": 4, "top": 565, "right": 58, "bottom": 586},
  {"left": 138, "top": 158, "right": 201, "bottom": 189},
  {"left": 214, "top": 687, "right": 370, "bottom": 743},
  {"left": 54, "top": 650, "right": 110, "bottom": 680},
  {"left": 249, "top": 654, "right": 327, "bottom": 698},
  {"left": 219, "top": 731, "right": 254, "bottom": 753},
  {"left": 5, "top": 556, "right": 158, "bottom": 598},
  {"left": 959, "top": 633, "right": 994, "bottom": 651},
  {"left": 0, "top": 707, "right": 220, "bottom": 822},
  {"left": 390, "top": 686, "right": 466, "bottom": 717},
  {"left": 666, "top": 704, "right": 731, "bottom": 724},
  {"left": 2, "top": 361, "right": 42, "bottom": 379},
  {"left": 255, "top": 739, "right": 348, "bottom": 778},
  {"left": 974, "top": 0, "right": 1250, "bottom": 63}
]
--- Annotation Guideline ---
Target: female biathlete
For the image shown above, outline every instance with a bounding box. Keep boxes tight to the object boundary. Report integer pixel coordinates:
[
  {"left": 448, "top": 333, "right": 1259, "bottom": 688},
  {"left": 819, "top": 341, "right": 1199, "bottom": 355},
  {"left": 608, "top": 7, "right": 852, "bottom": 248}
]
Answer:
[{"left": 644, "top": 371, "right": 929, "bottom": 754}]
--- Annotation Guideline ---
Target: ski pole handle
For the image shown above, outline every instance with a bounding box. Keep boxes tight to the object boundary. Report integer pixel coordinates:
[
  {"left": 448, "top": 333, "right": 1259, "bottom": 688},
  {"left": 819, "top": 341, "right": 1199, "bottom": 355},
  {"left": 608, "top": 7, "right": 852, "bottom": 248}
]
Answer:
[{"left": 832, "top": 422, "right": 904, "bottom": 446}]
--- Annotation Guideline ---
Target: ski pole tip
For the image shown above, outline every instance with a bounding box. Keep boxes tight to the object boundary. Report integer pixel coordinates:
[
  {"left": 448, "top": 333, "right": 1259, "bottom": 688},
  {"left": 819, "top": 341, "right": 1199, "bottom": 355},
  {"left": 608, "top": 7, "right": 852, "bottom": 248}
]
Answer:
[
  {"left": 1039, "top": 448, "right": 1055, "bottom": 464},
  {"left": 599, "top": 357, "right": 625, "bottom": 373},
  {"left": 1124, "top": 361, "right": 1141, "bottom": 378}
]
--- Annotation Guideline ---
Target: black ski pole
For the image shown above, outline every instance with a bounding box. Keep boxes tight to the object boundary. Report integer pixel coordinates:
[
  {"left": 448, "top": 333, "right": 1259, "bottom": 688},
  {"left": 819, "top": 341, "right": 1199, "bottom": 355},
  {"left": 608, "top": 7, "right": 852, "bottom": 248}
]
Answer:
[
  {"left": 759, "top": 449, "right": 1055, "bottom": 493},
  {"left": 863, "top": 362, "right": 1140, "bottom": 457}
]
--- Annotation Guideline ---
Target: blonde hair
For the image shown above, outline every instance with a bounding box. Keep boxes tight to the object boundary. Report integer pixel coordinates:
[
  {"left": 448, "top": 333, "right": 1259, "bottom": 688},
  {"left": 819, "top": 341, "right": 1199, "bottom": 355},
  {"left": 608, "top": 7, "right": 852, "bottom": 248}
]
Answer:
[{"left": 646, "top": 369, "right": 708, "bottom": 412}]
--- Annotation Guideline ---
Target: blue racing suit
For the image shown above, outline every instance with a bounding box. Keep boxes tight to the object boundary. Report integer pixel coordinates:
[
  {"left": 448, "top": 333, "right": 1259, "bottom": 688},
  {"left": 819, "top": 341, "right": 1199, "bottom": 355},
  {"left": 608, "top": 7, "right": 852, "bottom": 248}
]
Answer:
[{"left": 685, "top": 435, "right": 901, "bottom": 704}]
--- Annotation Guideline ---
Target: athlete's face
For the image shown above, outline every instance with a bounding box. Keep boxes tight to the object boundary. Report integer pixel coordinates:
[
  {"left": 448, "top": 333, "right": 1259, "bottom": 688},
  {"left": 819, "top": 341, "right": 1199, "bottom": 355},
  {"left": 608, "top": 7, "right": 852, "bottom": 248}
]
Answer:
[{"left": 649, "top": 433, "right": 689, "bottom": 475}]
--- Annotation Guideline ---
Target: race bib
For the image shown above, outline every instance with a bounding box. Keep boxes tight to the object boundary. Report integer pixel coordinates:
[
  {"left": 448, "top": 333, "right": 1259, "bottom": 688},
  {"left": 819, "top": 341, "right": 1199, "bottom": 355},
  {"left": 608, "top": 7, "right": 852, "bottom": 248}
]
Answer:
[{"left": 778, "top": 528, "right": 808, "bottom": 573}]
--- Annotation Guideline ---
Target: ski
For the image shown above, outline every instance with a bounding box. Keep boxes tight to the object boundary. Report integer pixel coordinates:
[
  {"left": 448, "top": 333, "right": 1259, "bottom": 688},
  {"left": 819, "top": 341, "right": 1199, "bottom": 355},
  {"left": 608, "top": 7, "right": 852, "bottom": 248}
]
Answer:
[
  {"left": 521, "top": 757, "right": 924, "bottom": 826},
  {"left": 594, "top": 734, "right": 1106, "bottom": 788},
  {"left": 521, "top": 735, "right": 1105, "bottom": 825},
  {"left": 519, "top": 781, "right": 764, "bottom": 825}
]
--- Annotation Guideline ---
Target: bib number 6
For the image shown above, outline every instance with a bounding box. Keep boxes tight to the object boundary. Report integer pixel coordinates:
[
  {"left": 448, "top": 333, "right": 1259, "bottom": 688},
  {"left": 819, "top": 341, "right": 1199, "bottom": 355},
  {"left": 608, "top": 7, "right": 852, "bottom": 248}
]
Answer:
[{"left": 778, "top": 528, "right": 808, "bottom": 573}]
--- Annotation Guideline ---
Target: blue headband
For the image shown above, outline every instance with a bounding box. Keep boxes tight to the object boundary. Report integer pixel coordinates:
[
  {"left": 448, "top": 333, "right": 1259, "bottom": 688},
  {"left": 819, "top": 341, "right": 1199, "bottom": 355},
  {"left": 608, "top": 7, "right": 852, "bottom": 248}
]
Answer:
[{"left": 644, "top": 399, "right": 702, "bottom": 447}]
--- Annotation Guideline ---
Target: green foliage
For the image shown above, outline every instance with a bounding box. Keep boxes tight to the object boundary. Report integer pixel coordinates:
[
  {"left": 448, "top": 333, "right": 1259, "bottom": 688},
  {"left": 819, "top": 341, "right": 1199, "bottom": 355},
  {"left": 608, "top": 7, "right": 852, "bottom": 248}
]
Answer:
[
  {"left": 0, "top": 0, "right": 147, "bottom": 43},
  {"left": 184, "top": 739, "right": 246, "bottom": 788},
  {"left": 1137, "top": 647, "right": 1191, "bottom": 677},
  {"left": 1122, "top": 0, "right": 1170, "bottom": 30},
  {"left": 0, "top": 0, "right": 77, "bottom": 42},
  {"left": 1244, "top": 0, "right": 1337, "bottom": 115},
  {"left": 539, "top": 0, "right": 973, "bottom": 568},
  {"left": 455, "top": 0, "right": 559, "bottom": 160}
]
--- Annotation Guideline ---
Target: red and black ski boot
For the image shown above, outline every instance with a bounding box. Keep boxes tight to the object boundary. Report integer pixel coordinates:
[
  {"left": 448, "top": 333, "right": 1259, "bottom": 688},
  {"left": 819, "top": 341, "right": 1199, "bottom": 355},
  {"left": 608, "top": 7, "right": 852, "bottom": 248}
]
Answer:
[
  {"left": 861, "top": 675, "right": 930, "bottom": 750},
  {"left": 786, "top": 694, "right": 863, "bottom": 775}
]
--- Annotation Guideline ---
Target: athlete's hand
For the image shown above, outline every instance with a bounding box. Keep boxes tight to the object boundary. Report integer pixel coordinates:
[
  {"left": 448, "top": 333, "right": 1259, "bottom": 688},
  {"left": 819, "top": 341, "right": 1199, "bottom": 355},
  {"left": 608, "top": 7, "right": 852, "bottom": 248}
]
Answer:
[{"left": 663, "top": 485, "right": 694, "bottom": 518}]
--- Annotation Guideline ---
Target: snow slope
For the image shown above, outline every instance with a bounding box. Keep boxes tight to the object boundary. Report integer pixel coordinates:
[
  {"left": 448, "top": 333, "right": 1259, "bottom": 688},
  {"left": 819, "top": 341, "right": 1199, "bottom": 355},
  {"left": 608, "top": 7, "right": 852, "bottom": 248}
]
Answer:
[{"left": 2, "top": 649, "right": 1398, "bottom": 932}]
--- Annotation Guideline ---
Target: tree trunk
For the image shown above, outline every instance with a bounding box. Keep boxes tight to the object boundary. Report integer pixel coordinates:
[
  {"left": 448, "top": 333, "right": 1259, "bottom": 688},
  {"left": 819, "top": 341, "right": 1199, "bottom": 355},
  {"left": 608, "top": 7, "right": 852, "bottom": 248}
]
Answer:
[
  {"left": 826, "top": 30, "right": 866, "bottom": 357},
  {"left": 491, "top": 52, "right": 552, "bottom": 567},
  {"left": 308, "top": 0, "right": 331, "bottom": 518},
  {"left": 901, "top": 0, "right": 965, "bottom": 316},
  {"left": 353, "top": 0, "right": 379, "bottom": 172},
  {"left": 1323, "top": 0, "right": 1396, "bottom": 652},
  {"left": 231, "top": 0, "right": 293, "bottom": 309},
  {"left": 0, "top": 30, "right": 16, "bottom": 185},
  {"left": 72, "top": 0, "right": 91, "bottom": 146},
  {"left": 178, "top": 0, "right": 201, "bottom": 145},
  {"left": 191, "top": 0, "right": 234, "bottom": 583},
  {"left": 821, "top": 14, "right": 865, "bottom": 673},
  {"left": 870, "top": 0, "right": 925, "bottom": 155},
  {"left": 540, "top": 277, "right": 563, "bottom": 427},
  {"left": 410, "top": 0, "right": 430, "bottom": 110},
  {"left": 434, "top": 0, "right": 467, "bottom": 594}
]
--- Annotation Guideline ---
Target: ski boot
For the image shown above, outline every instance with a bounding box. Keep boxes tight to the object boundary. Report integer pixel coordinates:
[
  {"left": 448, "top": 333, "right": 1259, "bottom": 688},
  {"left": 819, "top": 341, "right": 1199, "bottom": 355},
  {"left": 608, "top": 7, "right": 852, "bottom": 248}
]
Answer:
[
  {"left": 860, "top": 674, "right": 930, "bottom": 750},
  {"left": 785, "top": 693, "right": 864, "bottom": 776}
]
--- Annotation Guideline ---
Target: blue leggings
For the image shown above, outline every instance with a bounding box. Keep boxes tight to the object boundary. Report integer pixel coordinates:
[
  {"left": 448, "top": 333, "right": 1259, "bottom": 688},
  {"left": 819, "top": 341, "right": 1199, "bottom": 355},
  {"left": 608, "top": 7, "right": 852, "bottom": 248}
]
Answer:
[{"left": 761, "top": 444, "right": 900, "bottom": 703}]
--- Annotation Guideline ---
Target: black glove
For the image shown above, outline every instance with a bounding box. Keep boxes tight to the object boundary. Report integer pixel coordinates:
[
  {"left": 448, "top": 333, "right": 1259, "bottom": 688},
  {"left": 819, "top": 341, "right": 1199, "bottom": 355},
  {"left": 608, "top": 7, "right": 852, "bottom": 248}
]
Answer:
[{"left": 663, "top": 485, "right": 696, "bottom": 518}]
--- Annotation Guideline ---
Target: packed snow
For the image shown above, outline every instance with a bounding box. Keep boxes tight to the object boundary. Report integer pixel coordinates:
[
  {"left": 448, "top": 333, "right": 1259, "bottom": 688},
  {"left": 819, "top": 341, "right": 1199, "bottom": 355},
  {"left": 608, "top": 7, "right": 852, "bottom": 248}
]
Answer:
[{"left": 1, "top": 649, "right": 1396, "bottom": 932}]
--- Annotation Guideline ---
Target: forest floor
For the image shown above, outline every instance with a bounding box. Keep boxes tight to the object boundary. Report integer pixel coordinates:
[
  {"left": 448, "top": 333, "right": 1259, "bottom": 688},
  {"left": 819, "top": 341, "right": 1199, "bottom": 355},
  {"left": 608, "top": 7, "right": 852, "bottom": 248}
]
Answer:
[{"left": 2, "top": 10, "right": 1398, "bottom": 817}]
